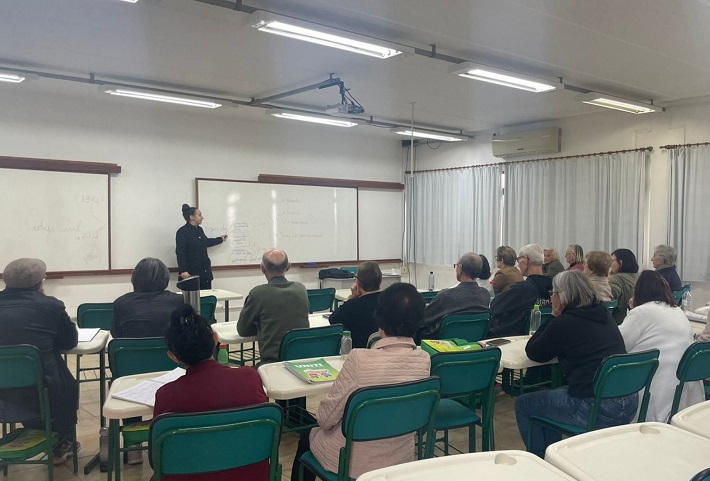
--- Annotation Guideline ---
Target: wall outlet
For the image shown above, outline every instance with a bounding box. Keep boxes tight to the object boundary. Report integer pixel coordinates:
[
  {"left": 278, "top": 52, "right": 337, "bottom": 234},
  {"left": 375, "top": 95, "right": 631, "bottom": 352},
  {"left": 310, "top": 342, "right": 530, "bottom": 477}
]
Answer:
[{"left": 401, "top": 264, "right": 409, "bottom": 275}]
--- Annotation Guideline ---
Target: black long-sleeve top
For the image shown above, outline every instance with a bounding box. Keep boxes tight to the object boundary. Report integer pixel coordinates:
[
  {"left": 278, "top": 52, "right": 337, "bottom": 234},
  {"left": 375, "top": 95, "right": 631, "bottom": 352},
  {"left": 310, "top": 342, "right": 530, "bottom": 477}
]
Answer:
[{"left": 175, "top": 223, "right": 223, "bottom": 282}]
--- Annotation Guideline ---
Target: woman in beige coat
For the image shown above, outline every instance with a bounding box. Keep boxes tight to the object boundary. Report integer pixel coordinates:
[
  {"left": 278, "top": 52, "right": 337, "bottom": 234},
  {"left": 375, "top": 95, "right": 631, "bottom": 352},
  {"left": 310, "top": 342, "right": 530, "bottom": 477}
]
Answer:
[{"left": 292, "top": 283, "right": 431, "bottom": 480}]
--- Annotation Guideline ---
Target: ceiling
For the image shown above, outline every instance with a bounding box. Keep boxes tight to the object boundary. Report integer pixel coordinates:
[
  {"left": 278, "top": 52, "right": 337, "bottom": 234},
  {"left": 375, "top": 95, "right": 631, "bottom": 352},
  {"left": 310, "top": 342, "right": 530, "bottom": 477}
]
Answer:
[{"left": 2, "top": 0, "right": 710, "bottom": 138}]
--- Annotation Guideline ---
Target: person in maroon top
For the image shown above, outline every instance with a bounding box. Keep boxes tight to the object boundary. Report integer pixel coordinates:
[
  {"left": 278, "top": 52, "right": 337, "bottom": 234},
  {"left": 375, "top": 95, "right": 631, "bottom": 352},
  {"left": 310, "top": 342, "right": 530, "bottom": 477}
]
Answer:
[{"left": 153, "top": 304, "right": 269, "bottom": 481}]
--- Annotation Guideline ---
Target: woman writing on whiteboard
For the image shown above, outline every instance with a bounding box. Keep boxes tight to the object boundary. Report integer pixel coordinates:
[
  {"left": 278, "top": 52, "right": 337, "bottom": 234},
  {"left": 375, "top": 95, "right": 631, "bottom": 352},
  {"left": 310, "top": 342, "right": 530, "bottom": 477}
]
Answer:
[{"left": 175, "top": 204, "right": 227, "bottom": 289}]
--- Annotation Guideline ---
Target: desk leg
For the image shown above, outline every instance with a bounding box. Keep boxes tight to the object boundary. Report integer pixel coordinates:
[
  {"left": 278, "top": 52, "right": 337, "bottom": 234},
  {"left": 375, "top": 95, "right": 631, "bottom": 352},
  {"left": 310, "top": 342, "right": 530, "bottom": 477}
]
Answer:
[
  {"left": 83, "top": 347, "right": 107, "bottom": 475},
  {"left": 224, "top": 300, "right": 230, "bottom": 322},
  {"left": 107, "top": 419, "right": 119, "bottom": 481}
]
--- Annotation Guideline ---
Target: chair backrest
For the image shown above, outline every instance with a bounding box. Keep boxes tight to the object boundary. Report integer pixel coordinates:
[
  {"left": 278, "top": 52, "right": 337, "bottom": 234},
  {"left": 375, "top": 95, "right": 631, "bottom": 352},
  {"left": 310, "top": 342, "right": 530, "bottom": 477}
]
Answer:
[
  {"left": 200, "top": 295, "right": 217, "bottom": 323},
  {"left": 340, "top": 377, "right": 441, "bottom": 476},
  {"left": 589, "top": 349, "right": 660, "bottom": 429},
  {"left": 420, "top": 291, "right": 439, "bottom": 305},
  {"left": 108, "top": 337, "right": 181, "bottom": 380},
  {"left": 690, "top": 468, "right": 710, "bottom": 481},
  {"left": 340, "top": 267, "right": 358, "bottom": 276},
  {"left": 430, "top": 347, "right": 501, "bottom": 398},
  {"left": 77, "top": 302, "right": 114, "bottom": 329},
  {"left": 278, "top": 325, "right": 344, "bottom": 361},
  {"left": 0, "top": 345, "right": 49, "bottom": 424},
  {"left": 671, "top": 341, "right": 710, "bottom": 416},
  {"left": 672, "top": 285, "right": 691, "bottom": 307},
  {"left": 307, "top": 288, "right": 336, "bottom": 313},
  {"left": 604, "top": 299, "right": 619, "bottom": 311},
  {"left": 149, "top": 404, "right": 283, "bottom": 481},
  {"left": 438, "top": 312, "right": 491, "bottom": 342}
]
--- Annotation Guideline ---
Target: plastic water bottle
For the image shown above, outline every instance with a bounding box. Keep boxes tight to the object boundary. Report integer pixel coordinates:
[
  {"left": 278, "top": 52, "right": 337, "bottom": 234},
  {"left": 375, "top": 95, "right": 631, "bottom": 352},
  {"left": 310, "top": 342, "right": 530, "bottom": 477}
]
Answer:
[
  {"left": 99, "top": 427, "right": 109, "bottom": 472},
  {"left": 428, "top": 271, "right": 435, "bottom": 292},
  {"left": 217, "top": 343, "right": 229, "bottom": 365},
  {"left": 340, "top": 331, "right": 352, "bottom": 357},
  {"left": 682, "top": 289, "right": 692, "bottom": 312},
  {"left": 529, "top": 304, "right": 542, "bottom": 336}
]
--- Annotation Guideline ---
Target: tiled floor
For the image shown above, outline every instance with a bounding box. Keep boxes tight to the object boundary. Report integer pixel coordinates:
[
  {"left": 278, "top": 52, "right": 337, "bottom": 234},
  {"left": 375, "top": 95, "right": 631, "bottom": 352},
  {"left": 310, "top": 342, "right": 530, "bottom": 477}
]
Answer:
[{"left": 7, "top": 355, "right": 526, "bottom": 481}]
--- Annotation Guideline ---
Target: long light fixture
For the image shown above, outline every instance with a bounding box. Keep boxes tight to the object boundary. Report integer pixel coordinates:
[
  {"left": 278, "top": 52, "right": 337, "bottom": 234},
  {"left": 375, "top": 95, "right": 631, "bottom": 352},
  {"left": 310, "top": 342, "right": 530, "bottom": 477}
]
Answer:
[
  {"left": 245, "top": 11, "right": 407, "bottom": 59},
  {"left": 101, "top": 86, "right": 222, "bottom": 109},
  {"left": 449, "top": 62, "right": 559, "bottom": 93},
  {"left": 390, "top": 127, "right": 467, "bottom": 142},
  {"left": 577, "top": 92, "right": 657, "bottom": 114},
  {"left": 268, "top": 110, "right": 358, "bottom": 128},
  {"left": 0, "top": 72, "right": 27, "bottom": 83}
]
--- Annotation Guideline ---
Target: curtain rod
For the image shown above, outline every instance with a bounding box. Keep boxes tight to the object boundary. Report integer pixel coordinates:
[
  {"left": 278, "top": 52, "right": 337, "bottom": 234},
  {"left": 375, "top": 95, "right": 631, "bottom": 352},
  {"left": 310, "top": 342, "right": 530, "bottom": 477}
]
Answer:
[
  {"left": 407, "top": 146, "right": 653, "bottom": 174},
  {"left": 660, "top": 142, "right": 710, "bottom": 149}
]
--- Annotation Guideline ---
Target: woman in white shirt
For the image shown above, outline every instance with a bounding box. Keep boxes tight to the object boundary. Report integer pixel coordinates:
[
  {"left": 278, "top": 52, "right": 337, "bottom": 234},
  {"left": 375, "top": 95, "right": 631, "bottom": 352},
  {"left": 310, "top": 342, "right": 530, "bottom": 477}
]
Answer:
[{"left": 619, "top": 270, "right": 704, "bottom": 422}]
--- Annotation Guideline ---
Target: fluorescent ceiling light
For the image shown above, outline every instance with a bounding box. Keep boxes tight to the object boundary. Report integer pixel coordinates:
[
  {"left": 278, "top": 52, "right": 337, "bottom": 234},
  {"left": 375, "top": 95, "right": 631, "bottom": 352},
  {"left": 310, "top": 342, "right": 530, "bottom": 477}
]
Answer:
[
  {"left": 0, "top": 72, "right": 27, "bottom": 83},
  {"left": 245, "top": 11, "right": 407, "bottom": 59},
  {"left": 391, "top": 127, "right": 466, "bottom": 142},
  {"left": 449, "top": 62, "right": 559, "bottom": 93},
  {"left": 577, "top": 92, "right": 656, "bottom": 114},
  {"left": 101, "top": 86, "right": 222, "bottom": 109},
  {"left": 119, "top": 0, "right": 139, "bottom": 3},
  {"left": 269, "top": 110, "right": 358, "bottom": 128}
]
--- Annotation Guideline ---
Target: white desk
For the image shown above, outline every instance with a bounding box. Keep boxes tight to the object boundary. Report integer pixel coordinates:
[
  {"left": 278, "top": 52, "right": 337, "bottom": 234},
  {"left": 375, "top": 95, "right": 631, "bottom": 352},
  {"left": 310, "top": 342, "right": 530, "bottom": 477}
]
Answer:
[
  {"left": 258, "top": 355, "right": 345, "bottom": 400},
  {"left": 175, "top": 288, "right": 243, "bottom": 322},
  {"left": 357, "top": 450, "right": 575, "bottom": 481},
  {"left": 213, "top": 313, "right": 331, "bottom": 345},
  {"left": 671, "top": 400, "right": 710, "bottom": 440},
  {"left": 321, "top": 274, "right": 400, "bottom": 290},
  {"left": 545, "top": 422, "right": 710, "bottom": 481}
]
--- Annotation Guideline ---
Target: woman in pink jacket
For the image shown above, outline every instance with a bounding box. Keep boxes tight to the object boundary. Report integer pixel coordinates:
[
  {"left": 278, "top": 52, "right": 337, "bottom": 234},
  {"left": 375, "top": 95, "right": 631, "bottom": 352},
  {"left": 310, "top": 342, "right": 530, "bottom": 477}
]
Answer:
[{"left": 292, "top": 283, "right": 431, "bottom": 480}]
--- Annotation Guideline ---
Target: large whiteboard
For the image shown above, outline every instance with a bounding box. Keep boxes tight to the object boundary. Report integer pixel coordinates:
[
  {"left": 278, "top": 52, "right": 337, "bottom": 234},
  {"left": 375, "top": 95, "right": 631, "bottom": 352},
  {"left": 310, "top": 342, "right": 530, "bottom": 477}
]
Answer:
[
  {"left": 0, "top": 169, "right": 110, "bottom": 271},
  {"left": 197, "top": 180, "right": 358, "bottom": 265}
]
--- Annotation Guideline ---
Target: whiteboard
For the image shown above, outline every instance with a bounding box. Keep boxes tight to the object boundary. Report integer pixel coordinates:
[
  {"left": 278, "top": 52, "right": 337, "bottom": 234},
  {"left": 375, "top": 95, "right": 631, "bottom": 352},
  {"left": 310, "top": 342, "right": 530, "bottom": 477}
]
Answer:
[
  {"left": 358, "top": 189, "right": 403, "bottom": 260},
  {"left": 0, "top": 169, "right": 110, "bottom": 271},
  {"left": 197, "top": 180, "right": 358, "bottom": 265}
]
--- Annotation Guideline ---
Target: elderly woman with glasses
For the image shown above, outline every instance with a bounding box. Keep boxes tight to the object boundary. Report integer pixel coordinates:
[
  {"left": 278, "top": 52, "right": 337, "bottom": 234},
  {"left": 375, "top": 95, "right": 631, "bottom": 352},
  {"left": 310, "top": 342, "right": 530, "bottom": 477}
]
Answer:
[{"left": 515, "top": 270, "right": 637, "bottom": 457}]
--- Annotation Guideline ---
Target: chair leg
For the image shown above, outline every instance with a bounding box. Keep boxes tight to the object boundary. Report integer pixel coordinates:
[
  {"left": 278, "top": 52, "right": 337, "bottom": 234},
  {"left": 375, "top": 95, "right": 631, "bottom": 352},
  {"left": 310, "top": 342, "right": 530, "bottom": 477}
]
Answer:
[
  {"left": 469, "top": 425, "right": 476, "bottom": 453},
  {"left": 443, "top": 430, "right": 449, "bottom": 456}
]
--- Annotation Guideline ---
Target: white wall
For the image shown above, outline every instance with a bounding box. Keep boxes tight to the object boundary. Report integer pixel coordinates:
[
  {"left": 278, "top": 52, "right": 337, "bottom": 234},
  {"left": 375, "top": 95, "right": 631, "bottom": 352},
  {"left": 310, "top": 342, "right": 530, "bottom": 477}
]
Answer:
[
  {"left": 408, "top": 103, "right": 710, "bottom": 309},
  {"left": 0, "top": 87, "right": 403, "bottom": 313}
]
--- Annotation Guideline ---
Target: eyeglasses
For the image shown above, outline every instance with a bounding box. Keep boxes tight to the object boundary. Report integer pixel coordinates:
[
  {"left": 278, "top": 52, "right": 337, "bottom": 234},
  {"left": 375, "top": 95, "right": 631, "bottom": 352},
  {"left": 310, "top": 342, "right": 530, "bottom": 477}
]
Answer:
[
  {"left": 516, "top": 256, "right": 527, "bottom": 262},
  {"left": 549, "top": 290, "right": 562, "bottom": 296},
  {"left": 453, "top": 263, "right": 461, "bottom": 268}
]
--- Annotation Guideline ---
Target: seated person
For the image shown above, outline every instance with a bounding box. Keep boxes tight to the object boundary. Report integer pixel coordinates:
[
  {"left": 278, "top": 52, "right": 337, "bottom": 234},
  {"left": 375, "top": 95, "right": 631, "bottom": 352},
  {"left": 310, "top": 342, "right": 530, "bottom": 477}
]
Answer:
[
  {"left": 584, "top": 251, "right": 613, "bottom": 302},
  {"left": 154, "top": 304, "right": 268, "bottom": 481},
  {"left": 492, "top": 246, "right": 523, "bottom": 293},
  {"left": 292, "top": 283, "right": 431, "bottom": 480},
  {"left": 565, "top": 244, "right": 585, "bottom": 271},
  {"left": 0, "top": 258, "right": 79, "bottom": 463},
  {"left": 237, "top": 248, "right": 309, "bottom": 365},
  {"left": 418, "top": 252, "right": 490, "bottom": 340},
  {"left": 328, "top": 261, "right": 382, "bottom": 348},
  {"left": 490, "top": 244, "right": 552, "bottom": 337},
  {"left": 515, "top": 271, "right": 637, "bottom": 457},
  {"left": 619, "top": 271, "right": 704, "bottom": 422},
  {"left": 477, "top": 254, "right": 494, "bottom": 297},
  {"left": 112, "top": 257, "right": 184, "bottom": 338},
  {"left": 542, "top": 248, "right": 565, "bottom": 279},
  {"left": 652, "top": 244, "right": 683, "bottom": 292},
  {"left": 609, "top": 248, "right": 639, "bottom": 324}
]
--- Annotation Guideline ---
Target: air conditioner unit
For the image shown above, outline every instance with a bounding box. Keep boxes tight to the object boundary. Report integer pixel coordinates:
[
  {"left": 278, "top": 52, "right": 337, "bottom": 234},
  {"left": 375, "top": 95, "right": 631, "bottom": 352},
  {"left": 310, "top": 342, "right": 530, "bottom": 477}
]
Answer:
[{"left": 491, "top": 127, "right": 561, "bottom": 158}]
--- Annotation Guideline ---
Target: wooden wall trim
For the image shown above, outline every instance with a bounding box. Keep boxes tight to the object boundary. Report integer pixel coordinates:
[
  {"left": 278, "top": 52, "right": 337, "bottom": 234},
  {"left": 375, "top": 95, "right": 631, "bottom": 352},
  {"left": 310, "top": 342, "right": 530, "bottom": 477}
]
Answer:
[
  {"left": 0, "top": 156, "right": 121, "bottom": 174},
  {"left": 257, "top": 174, "right": 404, "bottom": 190}
]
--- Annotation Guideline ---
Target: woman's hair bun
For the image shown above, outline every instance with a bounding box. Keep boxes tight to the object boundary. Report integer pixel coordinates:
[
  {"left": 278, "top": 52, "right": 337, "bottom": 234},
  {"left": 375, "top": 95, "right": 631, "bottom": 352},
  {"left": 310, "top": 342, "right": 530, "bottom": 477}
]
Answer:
[{"left": 182, "top": 204, "right": 191, "bottom": 213}]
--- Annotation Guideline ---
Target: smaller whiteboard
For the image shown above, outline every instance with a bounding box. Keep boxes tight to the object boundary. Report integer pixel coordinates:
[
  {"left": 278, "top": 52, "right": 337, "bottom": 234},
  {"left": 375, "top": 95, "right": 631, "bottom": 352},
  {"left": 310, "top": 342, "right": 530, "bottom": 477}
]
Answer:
[
  {"left": 198, "top": 180, "right": 358, "bottom": 265},
  {"left": 0, "top": 169, "right": 110, "bottom": 271}
]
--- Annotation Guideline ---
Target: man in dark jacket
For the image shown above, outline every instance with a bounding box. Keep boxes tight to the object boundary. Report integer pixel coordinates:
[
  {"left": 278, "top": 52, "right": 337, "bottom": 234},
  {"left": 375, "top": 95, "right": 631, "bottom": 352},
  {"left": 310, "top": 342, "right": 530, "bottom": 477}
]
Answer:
[
  {"left": 490, "top": 244, "right": 552, "bottom": 337},
  {"left": 0, "top": 258, "right": 79, "bottom": 462}
]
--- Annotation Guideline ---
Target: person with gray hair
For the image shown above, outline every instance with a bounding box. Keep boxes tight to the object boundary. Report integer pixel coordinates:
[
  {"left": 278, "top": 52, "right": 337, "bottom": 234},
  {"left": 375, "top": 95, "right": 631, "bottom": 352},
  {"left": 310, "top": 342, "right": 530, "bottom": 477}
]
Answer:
[
  {"left": 651, "top": 244, "right": 682, "bottom": 292},
  {"left": 0, "top": 258, "right": 80, "bottom": 463},
  {"left": 112, "top": 257, "right": 184, "bottom": 338},
  {"left": 492, "top": 246, "right": 523, "bottom": 293},
  {"left": 237, "top": 248, "right": 309, "bottom": 365},
  {"left": 515, "top": 270, "right": 635, "bottom": 457},
  {"left": 489, "top": 244, "right": 552, "bottom": 337},
  {"left": 543, "top": 248, "right": 565, "bottom": 279},
  {"left": 417, "top": 252, "right": 490, "bottom": 341}
]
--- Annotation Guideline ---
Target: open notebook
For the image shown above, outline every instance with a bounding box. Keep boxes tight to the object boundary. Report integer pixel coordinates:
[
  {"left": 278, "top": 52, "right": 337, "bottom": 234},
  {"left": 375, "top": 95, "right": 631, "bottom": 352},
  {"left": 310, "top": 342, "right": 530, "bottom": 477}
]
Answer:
[{"left": 111, "top": 368, "right": 186, "bottom": 407}]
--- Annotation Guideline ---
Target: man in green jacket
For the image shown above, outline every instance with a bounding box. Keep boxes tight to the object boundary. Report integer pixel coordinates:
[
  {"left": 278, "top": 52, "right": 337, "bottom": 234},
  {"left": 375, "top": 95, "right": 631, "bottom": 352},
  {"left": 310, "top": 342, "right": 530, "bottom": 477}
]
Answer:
[{"left": 237, "top": 248, "right": 309, "bottom": 365}]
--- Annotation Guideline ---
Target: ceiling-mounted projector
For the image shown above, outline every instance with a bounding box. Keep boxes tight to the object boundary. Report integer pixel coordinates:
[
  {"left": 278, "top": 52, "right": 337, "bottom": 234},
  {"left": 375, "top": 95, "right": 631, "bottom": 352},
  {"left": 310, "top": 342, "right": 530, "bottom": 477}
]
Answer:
[{"left": 326, "top": 103, "right": 365, "bottom": 115}]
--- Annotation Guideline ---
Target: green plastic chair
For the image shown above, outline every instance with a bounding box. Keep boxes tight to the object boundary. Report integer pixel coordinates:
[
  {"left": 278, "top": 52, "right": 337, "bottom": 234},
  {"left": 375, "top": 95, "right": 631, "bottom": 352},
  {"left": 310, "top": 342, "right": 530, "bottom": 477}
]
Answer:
[
  {"left": 690, "top": 468, "right": 710, "bottom": 481},
  {"left": 0, "top": 345, "right": 78, "bottom": 478},
  {"left": 74, "top": 302, "right": 114, "bottom": 388},
  {"left": 298, "top": 377, "right": 441, "bottom": 481},
  {"left": 604, "top": 299, "right": 619, "bottom": 311},
  {"left": 149, "top": 404, "right": 283, "bottom": 481},
  {"left": 673, "top": 285, "right": 691, "bottom": 307},
  {"left": 307, "top": 288, "right": 337, "bottom": 313},
  {"left": 107, "top": 337, "right": 182, "bottom": 480},
  {"left": 200, "top": 295, "right": 217, "bottom": 323},
  {"left": 420, "top": 291, "right": 439, "bottom": 305},
  {"left": 438, "top": 312, "right": 491, "bottom": 342},
  {"left": 430, "top": 347, "right": 501, "bottom": 455},
  {"left": 526, "top": 349, "right": 660, "bottom": 451},
  {"left": 278, "top": 325, "right": 344, "bottom": 431},
  {"left": 670, "top": 341, "right": 710, "bottom": 418}
]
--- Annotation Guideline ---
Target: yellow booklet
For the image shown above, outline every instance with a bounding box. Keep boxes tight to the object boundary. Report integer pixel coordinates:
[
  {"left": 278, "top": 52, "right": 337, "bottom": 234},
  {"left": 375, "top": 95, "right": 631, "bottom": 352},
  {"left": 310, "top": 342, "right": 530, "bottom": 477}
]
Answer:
[
  {"left": 284, "top": 358, "right": 340, "bottom": 383},
  {"left": 0, "top": 430, "right": 49, "bottom": 453}
]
